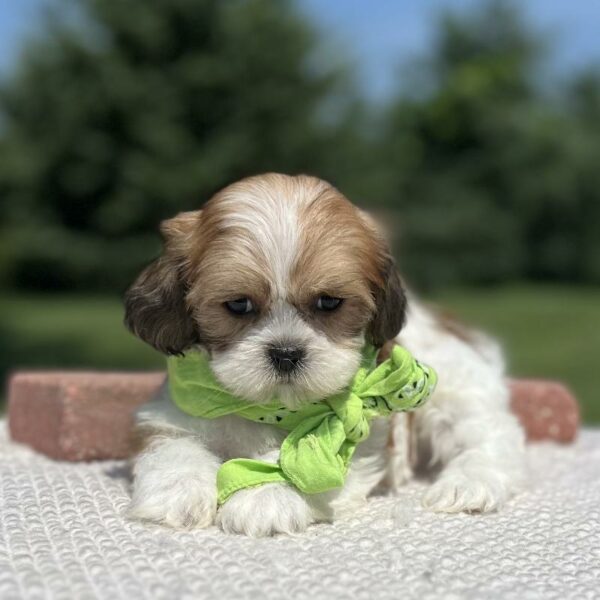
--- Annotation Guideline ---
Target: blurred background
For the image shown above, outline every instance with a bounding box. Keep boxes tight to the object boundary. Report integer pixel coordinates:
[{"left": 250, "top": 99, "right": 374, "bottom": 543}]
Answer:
[{"left": 0, "top": 0, "right": 598, "bottom": 421}]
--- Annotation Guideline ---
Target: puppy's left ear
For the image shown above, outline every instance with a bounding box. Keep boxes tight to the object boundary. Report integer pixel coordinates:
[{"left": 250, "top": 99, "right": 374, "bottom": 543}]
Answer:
[
  {"left": 367, "top": 258, "right": 407, "bottom": 347},
  {"left": 358, "top": 209, "right": 407, "bottom": 347}
]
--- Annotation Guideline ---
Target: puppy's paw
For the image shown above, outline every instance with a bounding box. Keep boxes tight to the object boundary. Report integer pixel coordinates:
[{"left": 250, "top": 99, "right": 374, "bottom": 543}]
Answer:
[
  {"left": 422, "top": 469, "right": 508, "bottom": 514},
  {"left": 128, "top": 478, "right": 217, "bottom": 529},
  {"left": 217, "top": 484, "right": 313, "bottom": 537}
]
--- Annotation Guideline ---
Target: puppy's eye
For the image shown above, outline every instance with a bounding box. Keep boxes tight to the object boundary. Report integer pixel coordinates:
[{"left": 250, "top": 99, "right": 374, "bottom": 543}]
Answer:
[
  {"left": 224, "top": 298, "right": 254, "bottom": 315},
  {"left": 316, "top": 295, "right": 343, "bottom": 311}
]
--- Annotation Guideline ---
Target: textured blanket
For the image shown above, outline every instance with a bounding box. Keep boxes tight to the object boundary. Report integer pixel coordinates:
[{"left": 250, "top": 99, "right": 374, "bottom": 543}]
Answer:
[{"left": 1, "top": 423, "right": 598, "bottom": 600}]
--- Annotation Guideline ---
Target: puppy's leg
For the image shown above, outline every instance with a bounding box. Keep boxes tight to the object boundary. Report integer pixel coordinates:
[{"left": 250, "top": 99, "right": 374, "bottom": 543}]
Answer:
[
  {"left": 417, "top": 370, "right": 526, "bottom": 513},
  {"left": 129, "top": 433, "right": 220, "bottom": 529},
  {"left": 216, "top": 450, "right": 313, "bottom": 537},
  {"left": 399, "top": 301, "right": 526, "bottom": 514}
]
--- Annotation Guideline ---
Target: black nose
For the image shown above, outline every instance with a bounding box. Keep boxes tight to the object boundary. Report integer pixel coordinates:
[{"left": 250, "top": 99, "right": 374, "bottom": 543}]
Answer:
[{"left": 268, "top": 346, "right": 305, "bottom": 374}]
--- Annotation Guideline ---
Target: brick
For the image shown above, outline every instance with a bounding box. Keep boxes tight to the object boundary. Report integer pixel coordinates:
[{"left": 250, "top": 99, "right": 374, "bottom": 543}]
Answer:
[
  {"left": 8, "top": 371, "right": 164, "bottom": 460},
  {"left": 7, "top": 371, "right": 579, "bottom": 461},
  {"left": 508, "top": 378, "right": 579, "bottom": 443}
]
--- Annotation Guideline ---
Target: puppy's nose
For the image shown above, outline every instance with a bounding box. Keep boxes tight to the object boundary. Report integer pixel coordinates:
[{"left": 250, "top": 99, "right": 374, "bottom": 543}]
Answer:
[{"left": 268, "top": 346, "right": 305, "bottom": 374}]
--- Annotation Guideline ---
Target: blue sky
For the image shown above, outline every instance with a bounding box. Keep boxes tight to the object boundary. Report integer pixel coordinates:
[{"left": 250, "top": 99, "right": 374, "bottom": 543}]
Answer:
[{"left": 1, "top": 0, "right": 599, "bottom": 101}]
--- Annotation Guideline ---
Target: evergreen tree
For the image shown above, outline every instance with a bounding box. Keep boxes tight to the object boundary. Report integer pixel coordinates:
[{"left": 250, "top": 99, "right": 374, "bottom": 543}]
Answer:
[
  {"left": 0, "top": 0, "right": 352, "bottom": 291},
  {"left": 379, "top": 1, "right": 600, "bottom": 288}
]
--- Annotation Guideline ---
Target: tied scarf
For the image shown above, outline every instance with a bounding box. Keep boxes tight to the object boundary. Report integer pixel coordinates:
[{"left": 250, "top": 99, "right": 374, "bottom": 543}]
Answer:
[{"left": 167, "top": 345, "right": 437, "bottom": 505}]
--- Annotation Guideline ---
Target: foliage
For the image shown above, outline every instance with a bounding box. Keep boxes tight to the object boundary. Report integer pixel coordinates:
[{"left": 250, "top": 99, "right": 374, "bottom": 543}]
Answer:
[
  {"left": 377, "top": 2, "right": 600, "bottom": 288},
  {"left": 0, "top": 0, "right": 357, "bottom": 291},
  {"left": 0, "top": 0, "right": 599, "bottom": 291}
]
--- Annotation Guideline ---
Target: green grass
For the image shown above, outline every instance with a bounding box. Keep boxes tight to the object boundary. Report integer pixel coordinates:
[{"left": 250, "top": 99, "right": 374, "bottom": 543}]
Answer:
[
  {"left": 0, "top": 294, "right": 163, "bottom": 376},
  {"left": 1, "top": 285, "right": 598, "bottom": 422},
  {"left": 432, "top": 285, "right": 600, "bottom": 423}
]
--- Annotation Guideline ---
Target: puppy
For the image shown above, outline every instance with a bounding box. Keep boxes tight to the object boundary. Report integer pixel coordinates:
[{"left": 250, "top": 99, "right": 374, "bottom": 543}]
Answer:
[{"left": 124, "top": 173, "right": 525, "bottom": 536}]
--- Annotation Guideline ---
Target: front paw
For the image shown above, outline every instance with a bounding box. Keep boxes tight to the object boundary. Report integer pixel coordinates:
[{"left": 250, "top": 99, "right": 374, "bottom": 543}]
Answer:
[
  {"left": 422, "top": 469, "right": 509, "bottom": 514},
  {"left": 216, "top": 484, "right": 313, "bottom": 537},
  {"left": 128, "top": 477, "right": 217, "bottom": 529}
]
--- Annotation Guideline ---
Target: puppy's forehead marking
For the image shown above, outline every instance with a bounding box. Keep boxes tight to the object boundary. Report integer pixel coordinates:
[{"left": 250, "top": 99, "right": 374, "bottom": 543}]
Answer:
[{"left": 216, "top": 174, "right": 327, "bottom": 298}]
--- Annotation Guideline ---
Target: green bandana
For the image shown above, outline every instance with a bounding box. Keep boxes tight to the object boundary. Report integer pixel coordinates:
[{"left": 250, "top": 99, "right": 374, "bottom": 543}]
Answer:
[{"left": 168, "top": 344, "right": 437, "bottom": 505}]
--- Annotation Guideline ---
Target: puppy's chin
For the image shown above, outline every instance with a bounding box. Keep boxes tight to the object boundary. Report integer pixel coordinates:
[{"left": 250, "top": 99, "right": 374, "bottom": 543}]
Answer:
[{"left": 208, "top": 334, "right": 365, "bottom": 410}]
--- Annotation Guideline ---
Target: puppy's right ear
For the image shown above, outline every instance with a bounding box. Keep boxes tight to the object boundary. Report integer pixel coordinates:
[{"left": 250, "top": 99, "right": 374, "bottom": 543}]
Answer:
[{"left": 124, "top": 211, "right": 201, "bottom": 355}]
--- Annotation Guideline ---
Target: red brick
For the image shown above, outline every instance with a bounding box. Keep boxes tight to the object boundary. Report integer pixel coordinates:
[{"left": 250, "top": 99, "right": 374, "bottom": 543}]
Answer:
[
  {"left": 508, "top": 378, "right": 579, "bottom": 443},
  {"left": 7, "top": 371, "right": 579, "bottom": 461},
  {"left": 8, "top": 371, "right": 164, "bottom": 460}
]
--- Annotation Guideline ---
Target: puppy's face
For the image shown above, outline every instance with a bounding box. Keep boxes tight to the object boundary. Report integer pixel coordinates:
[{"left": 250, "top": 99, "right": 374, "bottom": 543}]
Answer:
[{"left": 125, "top": 174, "right": 405, "bottom": 406}]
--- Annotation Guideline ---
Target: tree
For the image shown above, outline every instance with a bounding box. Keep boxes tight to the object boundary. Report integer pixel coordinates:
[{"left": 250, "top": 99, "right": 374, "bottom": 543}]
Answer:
[
  {"left": 0, "top": 0, "right": 356, "bottom": 291},
  {"left": 378, "top": 1, "right": 600, "bottom": 288},
  {"left": 566, "top": 72, "right": 600, "bottom": 282}
]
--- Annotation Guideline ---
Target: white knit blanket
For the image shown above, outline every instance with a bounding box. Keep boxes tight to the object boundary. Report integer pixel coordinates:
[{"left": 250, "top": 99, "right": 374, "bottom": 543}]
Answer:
[{"left": 1, "top": 423, "right": 598, "bottom": 600}]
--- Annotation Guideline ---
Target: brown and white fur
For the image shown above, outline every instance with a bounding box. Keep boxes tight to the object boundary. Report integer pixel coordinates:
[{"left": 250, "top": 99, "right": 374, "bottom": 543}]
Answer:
[{"left": 124, "top": 173, "right": 525, "bottom": 536}]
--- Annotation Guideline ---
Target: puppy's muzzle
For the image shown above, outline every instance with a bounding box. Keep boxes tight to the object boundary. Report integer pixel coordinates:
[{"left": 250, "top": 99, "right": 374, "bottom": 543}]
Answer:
[{"left": 268, "top": 346, "right": 305, "bottom": 374}]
